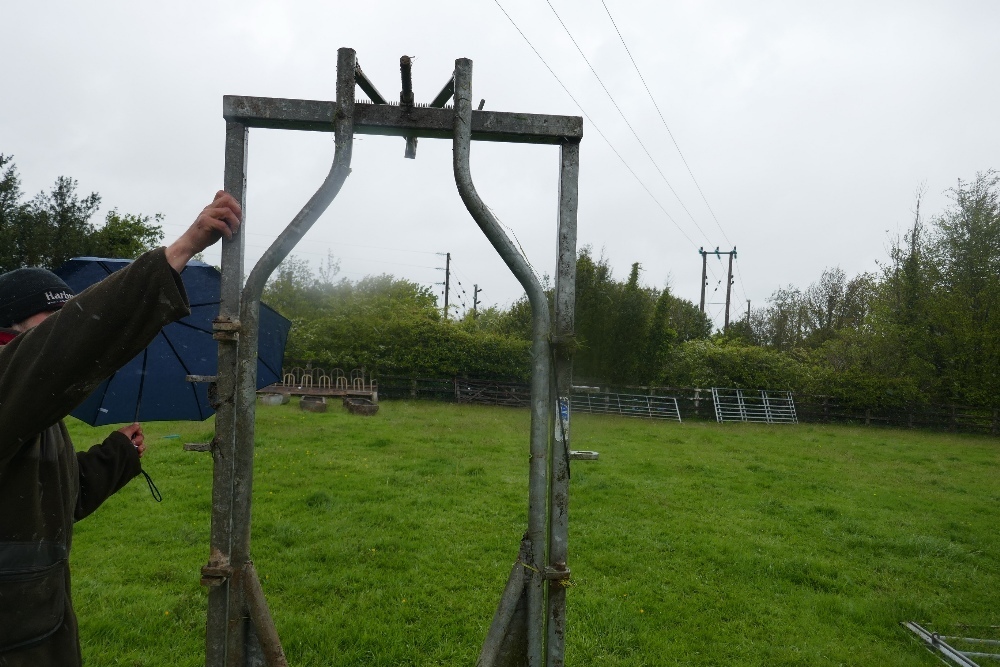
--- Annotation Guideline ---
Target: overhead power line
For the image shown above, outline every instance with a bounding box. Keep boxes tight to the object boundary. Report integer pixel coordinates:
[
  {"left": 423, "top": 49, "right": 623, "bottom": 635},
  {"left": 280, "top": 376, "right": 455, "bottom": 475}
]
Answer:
[
  {"left": 543, "top": 0, "right": 712, "bottom": 244},
  {"left": 600, "top": 0, "right": 752, "bottom": 307},
  {"left": 599, "top": 0, "right": 732, "bottom": 249},
  {"left": 490, "top": 0, "right": 698, "bottom": 249}
]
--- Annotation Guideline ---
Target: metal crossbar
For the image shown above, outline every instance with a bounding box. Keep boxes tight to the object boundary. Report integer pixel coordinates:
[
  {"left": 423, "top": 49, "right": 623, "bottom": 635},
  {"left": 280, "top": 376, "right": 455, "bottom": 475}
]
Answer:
[
  {"left": 571, "top": 391, "right": 682, "bottom": 422},
  {"left": 711, "top": 388, "right": 798, "bottom": 424}
]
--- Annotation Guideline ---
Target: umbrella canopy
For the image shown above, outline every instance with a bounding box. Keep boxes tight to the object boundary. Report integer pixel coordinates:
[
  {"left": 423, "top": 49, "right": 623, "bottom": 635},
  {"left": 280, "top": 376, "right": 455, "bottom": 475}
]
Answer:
[{"left": 55, "top": 257, "right": 291, "bottom": 425}]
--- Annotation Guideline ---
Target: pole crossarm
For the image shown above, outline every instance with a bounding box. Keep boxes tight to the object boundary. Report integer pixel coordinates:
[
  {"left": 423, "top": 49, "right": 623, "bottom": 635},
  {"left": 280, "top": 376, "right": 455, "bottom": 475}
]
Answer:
[{"left": 223, "top": 95, "right": 583, "bottom": 144}]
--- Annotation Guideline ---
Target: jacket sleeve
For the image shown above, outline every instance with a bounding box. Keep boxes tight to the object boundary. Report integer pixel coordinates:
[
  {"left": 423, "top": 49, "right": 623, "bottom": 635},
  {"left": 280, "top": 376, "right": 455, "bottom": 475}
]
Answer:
[
  {"left": 75, "top": 431, "right": 143, "bottom": 521},
  {"left": 0, "top": 248, "right": 190, "bottom": 460}
]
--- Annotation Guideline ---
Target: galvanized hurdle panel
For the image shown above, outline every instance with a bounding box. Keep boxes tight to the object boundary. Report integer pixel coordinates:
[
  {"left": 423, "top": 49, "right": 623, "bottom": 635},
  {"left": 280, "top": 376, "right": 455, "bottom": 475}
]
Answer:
[
  {"left": 205, "top": 48, "right": 581, "bottom": 667},
  {"left": 711, "top": 388, "right": 798, "bottom": 424},
  {"left": 571, "top": 390, "right": 682, "bottom": 422}
]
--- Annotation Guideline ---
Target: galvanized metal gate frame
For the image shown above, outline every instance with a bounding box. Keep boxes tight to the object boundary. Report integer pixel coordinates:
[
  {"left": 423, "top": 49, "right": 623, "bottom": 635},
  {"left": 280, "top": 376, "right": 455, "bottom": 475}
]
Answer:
[{"left": 203, "top": 48, "right": 581, "bottom": 667}]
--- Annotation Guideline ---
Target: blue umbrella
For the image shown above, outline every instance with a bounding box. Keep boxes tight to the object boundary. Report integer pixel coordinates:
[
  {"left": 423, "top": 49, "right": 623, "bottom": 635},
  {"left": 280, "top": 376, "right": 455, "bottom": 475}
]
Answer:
[{"left": 55, "top": 257, "right": 291, "bottom": 425}]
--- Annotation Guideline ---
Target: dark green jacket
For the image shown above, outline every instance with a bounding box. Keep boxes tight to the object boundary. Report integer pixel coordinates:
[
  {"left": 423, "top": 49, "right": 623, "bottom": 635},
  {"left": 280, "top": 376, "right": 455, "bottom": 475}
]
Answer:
[{"left": 0, "top": 248, "right": 190, "bottom": 666}]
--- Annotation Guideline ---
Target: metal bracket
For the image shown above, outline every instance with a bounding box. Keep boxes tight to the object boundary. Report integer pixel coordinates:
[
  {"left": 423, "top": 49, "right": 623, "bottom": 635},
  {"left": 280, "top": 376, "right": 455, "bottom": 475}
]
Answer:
[
  {"left": 429, "top": 73, "right": 455, "bottom": 108},
  {"left": 186, "top": 374, "right": 221, "bottom": 409},
  {"left": 212, "top": 317, "right": 241, "bottom": 341},
  {"left": 355, "top": 62, "right": 388, "bottom": 104},
  {"left": 201, "top": 563, "right": 233, "bottom": 587},
  {"left": 543, "top": 566, "right": 571, "bottom": 581}
]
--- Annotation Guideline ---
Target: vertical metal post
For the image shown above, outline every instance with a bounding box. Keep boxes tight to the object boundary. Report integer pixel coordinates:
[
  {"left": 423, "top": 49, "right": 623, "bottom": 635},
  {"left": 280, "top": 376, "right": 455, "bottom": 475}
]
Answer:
[
  {"left": 698, "top": 248, "right": 707, "bottom": 313},
  {"left": 221, "top": 47, "right": 357, "bottom": 667},
  {"left": 453, "top": 57, "right": 551, "bottom": 667},
  {"left": 206, "top": 121, "right": 247, "bottom": 667},
  {"left": 724, "top": 248, "right": 735, "bottom": 333},
  {"left": 400, "top": 56, "right": 418, "bottom": 159},
  {"left": 547, "top": 140, "right": 579, "bottom": 667}
]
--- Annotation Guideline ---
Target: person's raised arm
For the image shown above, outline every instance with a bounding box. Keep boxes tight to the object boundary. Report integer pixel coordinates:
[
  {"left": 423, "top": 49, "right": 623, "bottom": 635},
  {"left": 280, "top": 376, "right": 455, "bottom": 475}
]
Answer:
[
  {"left": 165, "top": 191, "right": 242, "bottom": 273},
  {"left": 0, "top": 191, "right": 242, "bottom": 455}
]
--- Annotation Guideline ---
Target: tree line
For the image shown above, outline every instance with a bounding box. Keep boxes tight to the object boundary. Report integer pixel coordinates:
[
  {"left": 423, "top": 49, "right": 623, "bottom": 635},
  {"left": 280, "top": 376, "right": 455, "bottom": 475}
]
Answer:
[
  {"left": 260, "top": 170, "right": 1000, "bottom": 414},
  {"left": 261, "top": 247, "right": 715, "bottom": 387},
  {"left": 725, "top": 171, "right": 1000, "bottom": 410},
  {"left": 0, "top": 154, "right": 164, "bottom": 272},
  {"left": 8, "top": 151, "right": 996, "bottom": 412}
]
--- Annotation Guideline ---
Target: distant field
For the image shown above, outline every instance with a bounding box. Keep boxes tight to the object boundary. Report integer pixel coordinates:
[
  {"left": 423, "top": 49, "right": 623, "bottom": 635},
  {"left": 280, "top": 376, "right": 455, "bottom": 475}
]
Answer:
[{"left": 67, "top": 400, "right": 1000, "bottom": 666}]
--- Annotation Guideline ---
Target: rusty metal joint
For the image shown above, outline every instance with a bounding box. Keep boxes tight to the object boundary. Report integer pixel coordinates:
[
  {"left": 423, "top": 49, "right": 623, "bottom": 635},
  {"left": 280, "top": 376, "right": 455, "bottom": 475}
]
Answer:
[
  {"left": 212, "top": 317, "right": 241, "bottom": 331},
  {"left": 543, "top": 565, "right": 571, "bottom": 581},
  {"left": 200, "top": 563, "right": 233, "bottom": 587},
  {"left": 212, "top": 317, "right": 241, "bottom": 341}
]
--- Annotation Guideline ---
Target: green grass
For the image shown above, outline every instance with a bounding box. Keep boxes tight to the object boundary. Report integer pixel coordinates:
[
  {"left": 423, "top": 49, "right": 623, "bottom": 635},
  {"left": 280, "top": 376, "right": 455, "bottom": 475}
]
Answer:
[{"left": 66, "top": 401, "right": 1000, "bottom": 666}]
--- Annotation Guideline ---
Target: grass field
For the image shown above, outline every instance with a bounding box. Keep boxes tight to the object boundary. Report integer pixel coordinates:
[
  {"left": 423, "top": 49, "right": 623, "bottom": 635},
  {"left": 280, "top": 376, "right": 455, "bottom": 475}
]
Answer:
[{"left": 66, "top": 400, "right": 1000, "bottom": 666}]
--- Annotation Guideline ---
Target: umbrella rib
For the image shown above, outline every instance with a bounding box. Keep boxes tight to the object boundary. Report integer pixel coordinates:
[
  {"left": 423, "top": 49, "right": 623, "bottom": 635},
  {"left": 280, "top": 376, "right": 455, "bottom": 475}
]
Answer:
[
  {"left": 134, "top": 348, "right": 148, "bottom": 423},
  {"left": 157, "top": 329, "right": 208, "bottom": 421},
  {"left": 258, "top": 349, "right": 281, "bottom": 384},
  {"left": 172, "top": 318, "right": 213, "bottom": 335},
  {"left": 91, "top": 375, "right": 115, "bottom": 425}
]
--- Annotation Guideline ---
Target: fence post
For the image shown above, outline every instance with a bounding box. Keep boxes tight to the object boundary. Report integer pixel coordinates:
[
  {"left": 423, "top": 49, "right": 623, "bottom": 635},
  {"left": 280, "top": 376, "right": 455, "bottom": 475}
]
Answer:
[
  {"left": 993, "top": 407, "right": 998, "bottom": 436},
  {"left": 865, "top": 409, "right": 871, "bottom": 426}
]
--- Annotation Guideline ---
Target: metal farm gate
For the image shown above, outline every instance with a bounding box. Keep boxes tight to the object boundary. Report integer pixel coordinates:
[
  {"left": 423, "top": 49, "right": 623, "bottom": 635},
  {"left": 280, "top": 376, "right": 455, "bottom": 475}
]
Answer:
[
  {"left": 711, "top": 387, "right": 798, "bottom": 424},
  {"left": 196, "top": 49, "right": 581, "bottom": 667},
  {"left": 571, "top": 390, "right": 682, "bottom": 422}
]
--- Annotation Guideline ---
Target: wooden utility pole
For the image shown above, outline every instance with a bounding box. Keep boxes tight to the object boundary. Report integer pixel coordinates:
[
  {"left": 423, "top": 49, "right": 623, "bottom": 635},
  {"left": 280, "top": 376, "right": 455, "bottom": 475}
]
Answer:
[
  {"left": 724, "top": 248, "right": 735, "bottom": 333},
  {"left": 698, "top": 247, "right": 708, "bottom": 312},
  {"left": 472, "top": 284, "right": 482, "bottom": 318},
  {"left": 437, "top": 252, "right": 452, "bottom": 319},
  {"left": 698, "top": 247, "right": 738, "bottom": 331},
  {"left": 444, "top": 252, "right": 451, "bottom": 319}
]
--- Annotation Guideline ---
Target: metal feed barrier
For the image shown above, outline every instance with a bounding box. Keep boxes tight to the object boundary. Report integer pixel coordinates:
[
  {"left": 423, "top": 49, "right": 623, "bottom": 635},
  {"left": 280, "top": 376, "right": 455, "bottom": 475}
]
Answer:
[
  {"left": 195, "top": 49, "right": 582, "bottom": 667},
  {"left": 711, "top": 387, "right": 798, "bottom": 424},
  {"left": 571, "top": 391, "right": 681, "bottom": 422}
]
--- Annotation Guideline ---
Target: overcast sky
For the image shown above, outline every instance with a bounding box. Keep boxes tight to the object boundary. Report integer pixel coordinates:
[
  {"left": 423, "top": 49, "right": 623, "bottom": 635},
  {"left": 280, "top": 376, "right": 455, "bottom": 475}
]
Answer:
[{"left": 4, "top": 0, "right": 998, "bottom": 327}]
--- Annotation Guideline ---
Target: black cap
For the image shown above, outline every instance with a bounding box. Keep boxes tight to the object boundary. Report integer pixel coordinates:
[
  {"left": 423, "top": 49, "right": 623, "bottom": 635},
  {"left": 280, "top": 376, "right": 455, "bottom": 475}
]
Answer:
[{"left": 0, "top": 268, "right": 75, "bottom": 327}]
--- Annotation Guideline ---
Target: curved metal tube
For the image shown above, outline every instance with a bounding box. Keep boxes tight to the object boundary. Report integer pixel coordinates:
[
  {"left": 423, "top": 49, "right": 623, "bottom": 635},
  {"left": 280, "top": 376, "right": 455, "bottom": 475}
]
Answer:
[
  {"left": 453, "top": 58, "right": 551, "bottom": 667},
  {"left": 234, "top": 46, "right": 355, "bottom": 557},
  {"left": 222, "top": 47, "right": 357, "bottom": 665}
]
